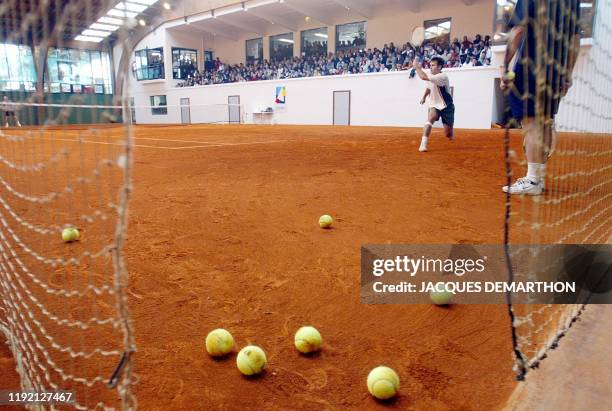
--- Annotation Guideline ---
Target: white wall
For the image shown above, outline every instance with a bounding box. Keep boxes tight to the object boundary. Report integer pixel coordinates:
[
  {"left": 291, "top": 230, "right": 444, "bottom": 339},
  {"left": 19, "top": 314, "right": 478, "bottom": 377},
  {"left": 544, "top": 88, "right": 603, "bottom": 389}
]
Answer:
[{"left": 130, "top": 66, "right": 499, "bottom": 129}]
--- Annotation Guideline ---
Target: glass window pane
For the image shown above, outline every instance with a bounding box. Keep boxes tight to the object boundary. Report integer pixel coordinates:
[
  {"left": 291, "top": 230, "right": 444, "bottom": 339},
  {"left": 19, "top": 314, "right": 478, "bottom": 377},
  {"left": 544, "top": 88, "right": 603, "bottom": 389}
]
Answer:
[
  {"left": 336, "top": 21, "right": 366, "bottom": 53},
  {"left": 246, "top": 38, "right": 263, "bottom": 65},
  {"left": 91, "top": 51, "right": 103, "bottom": 84},
  {"left": 0, "top": 43, "right": 36, "bottom": 91},
  {"left": 301, "top": 27, "right": 328, "bottom": 58},
  {"left": 134, "top": 47, "right": 164, "bottom": 80},
  {"left": 424, "top": 17, "right": 451, "bottom": 46},
  {"left": 270, "top": 33, "right": 294, "bottom": 61},
  {"left": 493, "top": 0, "right": 594, "bottom": 42},
  {"left": 150, "top": 94, "right": 167, "bottom": 115},
  {"left": 172, "top": 48, "right": 197, "bottom": 79}
]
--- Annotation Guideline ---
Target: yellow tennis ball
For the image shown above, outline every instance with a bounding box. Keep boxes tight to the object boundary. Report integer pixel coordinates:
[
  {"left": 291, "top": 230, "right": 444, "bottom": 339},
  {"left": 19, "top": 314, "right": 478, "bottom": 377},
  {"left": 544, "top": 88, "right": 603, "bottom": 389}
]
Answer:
[
  {"left": 367, "top": 366, "right": 400, "bottom": 400},
  {"left": 505, "top": 71, "right": 516, "bottom": 81},
  {"left": 294, "top": 326, "right": 322, "bottom": 354},
  {"left": 319, "top": 215, "right": 333, "bottom": 228},
  {"left": 61, "top": 227, "right": 80, "bottom": 243},
  {"left": 236, "top": 345, "right": 267, "bottom": 375},
  {"left": 205, "top": 329, "right": 234, "bottom": 357},
  {"left": 430, "top": 288, "right": 453, "bottom": 306}
]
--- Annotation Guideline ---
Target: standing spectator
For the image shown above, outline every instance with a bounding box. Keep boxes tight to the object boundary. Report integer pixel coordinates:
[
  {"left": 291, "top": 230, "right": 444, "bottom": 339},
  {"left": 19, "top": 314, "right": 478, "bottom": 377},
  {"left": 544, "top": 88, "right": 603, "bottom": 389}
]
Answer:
[{"left": 2, "top": 96, "right": 22, "bottom": 128}]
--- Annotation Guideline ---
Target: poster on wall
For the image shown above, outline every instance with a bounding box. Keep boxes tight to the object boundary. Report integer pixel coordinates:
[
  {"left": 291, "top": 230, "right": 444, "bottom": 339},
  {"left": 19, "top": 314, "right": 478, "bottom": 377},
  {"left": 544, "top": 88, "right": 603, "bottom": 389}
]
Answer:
[{"left": 275, "top": 86, "right": 286, "bottom": 111}]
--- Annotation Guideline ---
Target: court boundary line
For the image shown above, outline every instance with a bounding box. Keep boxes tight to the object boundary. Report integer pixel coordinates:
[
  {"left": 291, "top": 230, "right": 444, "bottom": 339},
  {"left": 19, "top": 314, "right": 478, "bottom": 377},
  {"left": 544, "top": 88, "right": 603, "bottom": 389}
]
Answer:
[{"left": 35, "top": 137, "right": 291, "bottom": 150}]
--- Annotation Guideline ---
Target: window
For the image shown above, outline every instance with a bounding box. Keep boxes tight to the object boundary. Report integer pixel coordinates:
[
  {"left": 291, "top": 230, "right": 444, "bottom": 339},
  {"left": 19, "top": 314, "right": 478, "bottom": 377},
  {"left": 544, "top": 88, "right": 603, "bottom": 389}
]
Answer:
[
  {"left": 336, "top": 21, "right": 366, "bottom": 52},
  {"left": 301, "top": 27, "right": 328, "bottom": 58},
  {"left": 270, "top": 33, "right": 294, "bottom": 62},
  {"left": 45, "top": 47, "right": 113, "bottom": 94},
  {"left": 493, "top": 0, "right": 595, "bottom": 42},
  {"left": 246, "top": 38, "right": 263, "bottom": 65},
  {"left": 424, "top": 17, "right": 451, "bottom": 46},
  {"left": 150, "top": 95, "right": 167, "bottom": 115},
  {"left": 0, "top": 44, "right": 36, "bottom": 91},
  {"left": 172, "top": 47, "right": 197, "bottom": 80},
  {"left": 134, "top": 47, "right": 164, "bottom": 80},
  {"left": 578, "top": 0, "right": 596, "bottom": 38}
]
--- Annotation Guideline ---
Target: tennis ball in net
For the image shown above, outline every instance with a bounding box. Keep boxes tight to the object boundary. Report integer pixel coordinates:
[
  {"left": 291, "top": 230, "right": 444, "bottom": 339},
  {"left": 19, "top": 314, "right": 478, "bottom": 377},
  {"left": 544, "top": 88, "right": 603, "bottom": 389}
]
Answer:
[
  {"left": 205, "top": 329, "right": 234, "bottom": 357},
  {"left": 319, "top": 215, "right": 333, "bottom": 228},
  {"left": 367, "top": 366, "right": 400, "bottom": 400},
  {"left": 294, "top": 326, "right": 322, "bottom": 354},
  {"left": 61, "top": 227, "right": 80, "bottom": 243},
  {"left": 236, "top": 345, "right": 267, "bottom": 375}
]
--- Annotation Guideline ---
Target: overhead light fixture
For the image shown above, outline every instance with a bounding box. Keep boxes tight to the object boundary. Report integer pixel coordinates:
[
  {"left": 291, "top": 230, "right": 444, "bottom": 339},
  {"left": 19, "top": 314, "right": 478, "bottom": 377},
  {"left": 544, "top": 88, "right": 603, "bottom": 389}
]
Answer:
[
  {"left": 82, "top": 29, "right": 112, "bottom": 37},
  {"left": 278, "top": 38, "right": 294, "bottom": 43},
  {"left": 108, "top": 9, "right": 138, "bottom": 18},
  {"left": 116, "top": 2, "right": 148, "bottom": 13},
  {"left": 98, "top": 16, "right": 124, "bottom": 25},
  {"left": 163, "top": 2, "right": 171, "bottom": 10},
  {"left": 139, "top": 18, "right": 146, "bottom": 26},
  {"left": 129, "top": 0, "right": 160, "bottom": 5},
  {"left": 75, "top": 35, "right": 104, "bottom": 43},
  {"left": 90, "top": 22, "right": 120, "bottom": 31},
  {"left": 314, "top": 33, "right": 328, "bottom": 39}
]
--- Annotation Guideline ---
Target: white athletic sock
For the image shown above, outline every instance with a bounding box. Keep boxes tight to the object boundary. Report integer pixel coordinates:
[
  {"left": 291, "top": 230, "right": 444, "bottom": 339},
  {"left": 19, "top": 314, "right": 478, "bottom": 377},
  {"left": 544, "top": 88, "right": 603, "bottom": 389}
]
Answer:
[
  {"left": 539, "top": 163, "right": 547, "bottom": 180},
  {"left": 527, "top": 163, "right": 541, "bottom": 183},
  {"left": 421, "top": 136, "right": 428, "bottom": 144}
]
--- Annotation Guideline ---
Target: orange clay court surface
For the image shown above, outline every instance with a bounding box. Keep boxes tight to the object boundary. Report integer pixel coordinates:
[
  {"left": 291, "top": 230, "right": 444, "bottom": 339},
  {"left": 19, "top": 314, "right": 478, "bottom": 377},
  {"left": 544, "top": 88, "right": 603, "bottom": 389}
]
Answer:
[{"left": 1, "top": 124, "right": 607, "bottom": 410}]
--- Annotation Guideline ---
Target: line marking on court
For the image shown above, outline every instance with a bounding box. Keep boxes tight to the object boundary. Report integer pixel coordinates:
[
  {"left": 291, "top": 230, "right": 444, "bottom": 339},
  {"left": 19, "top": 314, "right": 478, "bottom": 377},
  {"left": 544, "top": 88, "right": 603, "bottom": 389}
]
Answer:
[{"left": 39, "top": 137, "right": 290, "bottom": 150}]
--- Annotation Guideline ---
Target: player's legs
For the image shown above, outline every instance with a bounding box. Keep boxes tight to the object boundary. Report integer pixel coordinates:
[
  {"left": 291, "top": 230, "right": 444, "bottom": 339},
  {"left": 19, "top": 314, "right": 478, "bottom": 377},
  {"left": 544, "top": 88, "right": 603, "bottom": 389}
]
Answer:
[
  {"left": 503, "top": 117, "right": 552, "bottom": 195},
  {"left": 13, "top": 112, "right": 21, "bottom": 127},
  {"left": 4, "top": 112, "right": 9, "bottom": 128},
  {"left": 419, "top": 109, "right": 440, "bottom": 152},
  {"left": 441, "top": 104, "right": 455, "bottom": 141}
]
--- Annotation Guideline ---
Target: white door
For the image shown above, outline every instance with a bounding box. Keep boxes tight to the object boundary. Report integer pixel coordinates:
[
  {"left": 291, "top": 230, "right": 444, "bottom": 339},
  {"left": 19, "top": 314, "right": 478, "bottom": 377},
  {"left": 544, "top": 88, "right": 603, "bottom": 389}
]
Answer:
[
  {"left": 333, "top": 91, "right": 350, "bottom": 126},
  {"left": 180, "top": 98, "right": 190, "bottom": 124},
  {"left": 228, "top": 95, "right": 240, "bottom": 124}
]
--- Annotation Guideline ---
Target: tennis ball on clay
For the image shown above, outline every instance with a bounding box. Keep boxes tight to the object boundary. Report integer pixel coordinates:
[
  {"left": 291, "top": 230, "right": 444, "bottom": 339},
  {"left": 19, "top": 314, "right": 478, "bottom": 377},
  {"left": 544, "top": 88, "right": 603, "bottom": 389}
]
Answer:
[
  {"left": 430, "top": 288, "right": 453, "bottom": 306},
  {"left": 319, "top": 215, "right": 333, "bottom": 228},
  {"left": 367, "top": 366, "right": 400, "bottom": 400},
  {"left": 61, "top": 227, "right": 80, "bottom": 243},
  {"left": 205, "top": 328, "right": 234, "bottom": 357},
  {"left": 236, "top": 345, "right": 267, "bottom": 376},
  {"left": 505, "top": 71, "right": 516, "bottom": 81},
  {"left": 294, "top": 326, "right": 322, "bottom": 354}
]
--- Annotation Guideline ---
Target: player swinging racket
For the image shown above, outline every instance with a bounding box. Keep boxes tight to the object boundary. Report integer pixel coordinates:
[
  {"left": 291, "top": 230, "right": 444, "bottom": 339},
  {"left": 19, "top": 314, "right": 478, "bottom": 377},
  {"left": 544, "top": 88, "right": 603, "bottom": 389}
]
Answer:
[
  {"left": 501, "top": 0, "right": 581, "bottom": 195},
  {"left": 413, "top": 57, "right": 455, "bottom": 152}
]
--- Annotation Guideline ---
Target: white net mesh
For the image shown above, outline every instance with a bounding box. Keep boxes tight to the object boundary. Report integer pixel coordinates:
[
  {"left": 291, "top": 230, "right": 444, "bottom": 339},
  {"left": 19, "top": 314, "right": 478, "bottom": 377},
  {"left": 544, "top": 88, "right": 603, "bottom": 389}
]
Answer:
[
  {"left": 503, "top": 0, "right": 612, "bottom": 378},
  {"left": 1, "top": 0, "right": 136, "bottom": 409}
]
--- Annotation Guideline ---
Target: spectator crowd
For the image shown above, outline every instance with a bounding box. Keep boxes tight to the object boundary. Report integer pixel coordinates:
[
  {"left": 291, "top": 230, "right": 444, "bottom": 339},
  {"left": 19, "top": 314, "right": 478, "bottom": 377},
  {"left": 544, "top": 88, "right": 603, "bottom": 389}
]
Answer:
[{"left": 177, "top": 34, "right": 493, "bottom": 87}]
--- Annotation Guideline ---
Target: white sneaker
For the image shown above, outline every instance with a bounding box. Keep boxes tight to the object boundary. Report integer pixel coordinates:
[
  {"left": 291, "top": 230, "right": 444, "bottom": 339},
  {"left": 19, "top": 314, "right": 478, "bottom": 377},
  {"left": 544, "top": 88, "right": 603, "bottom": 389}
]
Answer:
[
  {"left": 17, "top": 122, "right": 21, "bottom": 127},
  {"left": 502, "top": 177, "right": 543, "bottom": 196},
  {"left": 419, "top": 141, "right": 428, "bottom": 152}
]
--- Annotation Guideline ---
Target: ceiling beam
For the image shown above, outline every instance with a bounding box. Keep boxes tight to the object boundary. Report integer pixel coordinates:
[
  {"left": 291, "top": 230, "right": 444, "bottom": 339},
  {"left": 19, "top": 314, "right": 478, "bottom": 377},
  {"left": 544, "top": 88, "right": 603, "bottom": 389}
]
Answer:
[
  {"left": 281, "top": 1, "right": 334, "bottom": 26},
  {"left": 397, "top": 0, "right": 421, "bottom": 13},
  {"left": 217, "top": 15, "right": 266, "bottom": 36},
  {"left": 246, "top": 8, "right": 297, "bottom": 32},
  {"left": 189, "top": 21, "right": 240, "bottom": 41},
  {"left": 330, "top": 0, "right": 373, "bottom": 19}
]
